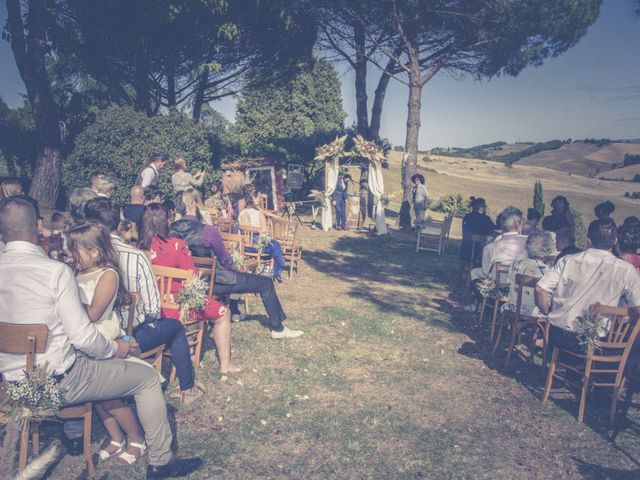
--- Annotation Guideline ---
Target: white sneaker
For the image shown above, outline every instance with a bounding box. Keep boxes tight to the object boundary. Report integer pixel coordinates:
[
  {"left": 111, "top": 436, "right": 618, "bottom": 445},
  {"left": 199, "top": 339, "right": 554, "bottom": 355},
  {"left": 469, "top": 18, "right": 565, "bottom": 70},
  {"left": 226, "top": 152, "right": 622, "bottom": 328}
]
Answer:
[
  {"left": 462, "top": 303, "right": 477, "bottom": 312},
  {"left": 270, "top": 327, "right": 304, "bottom": 339}
]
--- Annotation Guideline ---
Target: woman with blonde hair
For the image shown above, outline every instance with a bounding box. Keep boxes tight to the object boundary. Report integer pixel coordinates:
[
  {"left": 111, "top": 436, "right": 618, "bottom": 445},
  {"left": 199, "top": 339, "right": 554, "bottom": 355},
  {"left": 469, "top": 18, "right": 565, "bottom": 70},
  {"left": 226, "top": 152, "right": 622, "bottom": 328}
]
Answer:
[
  {"left": 171, "top": 156, "right": 206, "bottom": 193},
  {"left": 66, "top": 222, "right": 147, "bottom": 465}
]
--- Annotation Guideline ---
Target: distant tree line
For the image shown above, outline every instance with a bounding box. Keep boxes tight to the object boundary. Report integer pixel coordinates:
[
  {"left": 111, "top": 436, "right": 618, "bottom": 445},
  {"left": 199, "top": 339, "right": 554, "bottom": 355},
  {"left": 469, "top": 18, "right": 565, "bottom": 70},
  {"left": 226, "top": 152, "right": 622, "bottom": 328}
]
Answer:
[{"left": 623, "top": 154, "right": 640, "bottom": 167}]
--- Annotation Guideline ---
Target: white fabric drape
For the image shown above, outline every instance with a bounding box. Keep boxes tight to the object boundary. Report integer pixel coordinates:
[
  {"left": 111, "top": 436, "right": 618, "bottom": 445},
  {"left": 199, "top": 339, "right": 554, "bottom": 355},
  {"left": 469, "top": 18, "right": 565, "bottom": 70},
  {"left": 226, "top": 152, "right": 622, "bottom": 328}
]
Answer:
[
  {"left": 321, "top": 156, "right": 339, "bottom": 231},
  {"left": 368, "top": 159, "right": 388, "bottom": 235}
]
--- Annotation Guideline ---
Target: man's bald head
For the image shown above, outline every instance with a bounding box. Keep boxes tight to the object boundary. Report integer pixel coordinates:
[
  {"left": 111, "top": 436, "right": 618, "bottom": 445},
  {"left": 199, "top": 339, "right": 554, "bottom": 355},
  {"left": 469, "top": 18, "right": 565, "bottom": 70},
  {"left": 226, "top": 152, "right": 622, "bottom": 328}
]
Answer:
[
  {"left": 131, "top": 185, "right": 144, "bottom": 204},
  {"left": 0, "top": 197, "right": 39, "bottom": 243}
]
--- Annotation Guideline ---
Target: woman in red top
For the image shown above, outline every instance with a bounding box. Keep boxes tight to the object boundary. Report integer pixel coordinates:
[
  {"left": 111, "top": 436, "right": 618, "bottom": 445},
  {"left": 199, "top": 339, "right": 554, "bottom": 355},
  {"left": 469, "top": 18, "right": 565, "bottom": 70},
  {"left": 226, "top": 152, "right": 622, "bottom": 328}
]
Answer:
[{"left": 138, "top": 203, "right": 241, "bottom": 373}]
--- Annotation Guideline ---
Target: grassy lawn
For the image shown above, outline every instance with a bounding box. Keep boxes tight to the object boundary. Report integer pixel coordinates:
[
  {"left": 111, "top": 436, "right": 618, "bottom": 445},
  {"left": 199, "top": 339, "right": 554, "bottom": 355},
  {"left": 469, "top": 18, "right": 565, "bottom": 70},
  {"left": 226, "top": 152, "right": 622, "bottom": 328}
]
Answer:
[{"left": 35, "top": 225, "right": 640, "bottom": 479}]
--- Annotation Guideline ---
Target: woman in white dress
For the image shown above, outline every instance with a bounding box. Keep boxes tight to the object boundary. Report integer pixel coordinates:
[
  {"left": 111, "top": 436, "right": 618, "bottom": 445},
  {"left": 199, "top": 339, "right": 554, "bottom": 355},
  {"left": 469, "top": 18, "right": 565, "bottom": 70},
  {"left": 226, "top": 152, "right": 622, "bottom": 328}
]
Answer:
[{"left": 67, "top": 222, "right": 147, "bottom": 465}]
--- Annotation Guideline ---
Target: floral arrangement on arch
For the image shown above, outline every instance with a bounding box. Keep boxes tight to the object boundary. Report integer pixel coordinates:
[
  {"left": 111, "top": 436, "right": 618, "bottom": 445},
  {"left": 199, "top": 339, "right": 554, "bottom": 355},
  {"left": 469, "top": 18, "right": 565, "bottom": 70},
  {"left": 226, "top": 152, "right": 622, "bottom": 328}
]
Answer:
[
  {"left": 352, "top": 135, "right": 386, "bottom": 164},
  {"left": 314, "top": 135, "right": 350, "bottom": 162},
  {"left": 176, "top": 274, "right": 208, "bottom": 322}
]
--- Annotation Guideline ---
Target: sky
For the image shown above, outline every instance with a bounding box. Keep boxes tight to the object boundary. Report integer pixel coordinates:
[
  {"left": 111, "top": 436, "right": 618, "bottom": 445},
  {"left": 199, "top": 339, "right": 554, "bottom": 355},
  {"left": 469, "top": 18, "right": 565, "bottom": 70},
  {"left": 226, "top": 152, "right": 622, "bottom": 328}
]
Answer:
[{"left": 1, "top": 1, "right": 639, "bottom": 150}]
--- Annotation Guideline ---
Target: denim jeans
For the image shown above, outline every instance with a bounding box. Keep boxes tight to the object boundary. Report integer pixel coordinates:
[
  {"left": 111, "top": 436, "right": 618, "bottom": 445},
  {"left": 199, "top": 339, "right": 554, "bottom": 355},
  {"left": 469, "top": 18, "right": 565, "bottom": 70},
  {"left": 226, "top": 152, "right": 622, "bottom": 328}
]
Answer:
[{"left": 134, "top": 317, "right": 194, "bottom": 391}]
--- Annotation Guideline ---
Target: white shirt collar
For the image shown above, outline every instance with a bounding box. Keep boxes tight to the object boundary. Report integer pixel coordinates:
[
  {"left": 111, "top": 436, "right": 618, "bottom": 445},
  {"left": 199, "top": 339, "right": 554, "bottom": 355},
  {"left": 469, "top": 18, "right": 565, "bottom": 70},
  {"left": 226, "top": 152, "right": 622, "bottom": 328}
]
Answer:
[{"left": 4, "top": 240, "right": 46, "bottom": 256}]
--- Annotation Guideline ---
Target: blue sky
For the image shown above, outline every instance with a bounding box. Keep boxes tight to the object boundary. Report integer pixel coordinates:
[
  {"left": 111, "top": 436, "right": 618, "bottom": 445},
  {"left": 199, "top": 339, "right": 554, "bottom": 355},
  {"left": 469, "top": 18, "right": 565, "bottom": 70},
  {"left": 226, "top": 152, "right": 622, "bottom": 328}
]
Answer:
[{"left": 1, "top": 1, "right": 639, "bottom": 149}]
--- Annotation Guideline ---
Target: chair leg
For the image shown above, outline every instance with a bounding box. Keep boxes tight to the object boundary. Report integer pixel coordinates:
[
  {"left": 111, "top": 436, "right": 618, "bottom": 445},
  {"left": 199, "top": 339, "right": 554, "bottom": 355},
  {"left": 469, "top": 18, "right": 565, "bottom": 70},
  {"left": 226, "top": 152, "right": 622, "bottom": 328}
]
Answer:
[
  {"left": 84, "top": 406, "right": 96, "bottom": 477},
  {"left": 19, "top": 420, "right": 29, "bottom": 471},
  {"left": 504, "top": 321, "right": 520, "bottom": 368},
  {"left": 490, "top": 300, "right": 500, "bottom": 342},
  {"left": 578, "top": 368, "right": 591, "bottom": 423},
  {"left": 490, "top": 312, "right": 507, "bottom": 357},
  {"left": 609, "top": 386, "right": 621, "bottom": 427},
  {"left": 478, "top": 297, "right": 488, "bottom": 325},
  {"left": 32, "top": 421, "right": 40, "bottom": 456},
  {"left": 543, "top": 347, "right": 559, "bottom": 402}
]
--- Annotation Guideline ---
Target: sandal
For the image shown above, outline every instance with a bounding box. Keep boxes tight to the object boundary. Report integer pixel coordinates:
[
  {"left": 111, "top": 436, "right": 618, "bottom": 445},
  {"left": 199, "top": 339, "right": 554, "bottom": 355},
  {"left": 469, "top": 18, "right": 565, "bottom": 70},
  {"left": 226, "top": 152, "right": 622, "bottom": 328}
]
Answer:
[
  {"left": 95, "top": 439, "right": 125, "bottom": 462},
  {"left": 115, "top": 441, "right": 147, "bottom": 465}
]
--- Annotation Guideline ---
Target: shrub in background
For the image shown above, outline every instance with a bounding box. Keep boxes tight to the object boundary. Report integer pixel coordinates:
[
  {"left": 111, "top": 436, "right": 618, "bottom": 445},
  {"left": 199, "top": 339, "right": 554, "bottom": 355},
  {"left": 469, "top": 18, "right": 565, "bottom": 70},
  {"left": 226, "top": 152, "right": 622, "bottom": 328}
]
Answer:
[
  {"left": 64, "top": 106, "right": 214, "bottom": 206},
  {"left": 533, "top": 180, "right": 545, "bottom": 217},
  {"left": 432, "top": 193, "right": 471, "bottom": 218},
  {"left": 572, "top": 207, "right": 587, "bottom": 249}
]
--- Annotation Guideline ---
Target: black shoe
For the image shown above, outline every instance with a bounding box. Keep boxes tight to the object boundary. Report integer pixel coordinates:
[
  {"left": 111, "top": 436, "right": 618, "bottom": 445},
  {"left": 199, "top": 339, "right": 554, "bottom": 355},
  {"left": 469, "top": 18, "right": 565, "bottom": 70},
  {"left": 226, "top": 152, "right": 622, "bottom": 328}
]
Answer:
[
  {"left": 62, "top": 434, "right": 83, "bottom": 456},
  {"left": 146, "top": 457, "right": 202, "bottom": 479},
  {"left": 274, "top": 274, "right": 282, "bottom": 283}
]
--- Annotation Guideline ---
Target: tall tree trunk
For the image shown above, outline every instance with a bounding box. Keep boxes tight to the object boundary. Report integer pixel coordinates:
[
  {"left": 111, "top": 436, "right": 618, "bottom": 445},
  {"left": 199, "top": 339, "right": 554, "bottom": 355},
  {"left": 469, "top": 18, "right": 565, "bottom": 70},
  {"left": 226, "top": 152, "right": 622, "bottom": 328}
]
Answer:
[
  {"left": 399, "top": 74, "right": 422, "bottom": 230},
  {"left": 192, "top": 66, "right": 209, "bottom": 122},
  {"left": 133, "top": 40, "right": 151, "bottom": 114},
  {"left": 353, "top": 22, "right": 369, "bottom": 136},
  {"left": 166, "top": 64, "right": 177, "bottom": 107},
  {"left": 369, "top": 54, "right": 398, "bottom": 139},
  {"left": 6, "top": 0, "right": 62, "bottom": 209}
]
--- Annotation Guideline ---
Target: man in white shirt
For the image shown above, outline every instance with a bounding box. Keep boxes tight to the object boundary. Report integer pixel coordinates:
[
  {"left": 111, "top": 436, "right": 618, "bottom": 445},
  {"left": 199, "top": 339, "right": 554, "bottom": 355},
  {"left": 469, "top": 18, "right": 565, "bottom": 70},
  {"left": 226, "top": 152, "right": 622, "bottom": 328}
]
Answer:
[
  {"left": 0, "top": 197, "right": 201, "bottom": 479},
  {"left": 137, "top": 153, "right": 168, "bottom": 189},
  {"left": 535, "top": 218, "right": 640, "bottom": 352},
  {"left": 465, "top": 207, "right": 528, "bottom": 310}
]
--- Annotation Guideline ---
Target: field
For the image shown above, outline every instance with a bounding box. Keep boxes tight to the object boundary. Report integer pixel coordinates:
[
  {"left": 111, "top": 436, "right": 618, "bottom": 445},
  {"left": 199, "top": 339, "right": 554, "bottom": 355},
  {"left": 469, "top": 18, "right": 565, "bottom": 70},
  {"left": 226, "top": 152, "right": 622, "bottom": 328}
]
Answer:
[
  {"left": 382, "top": 151, "right": 639, "bottom": 238},
  {"left": 27, "top": 151, "right": 640, "bottom": 480}
]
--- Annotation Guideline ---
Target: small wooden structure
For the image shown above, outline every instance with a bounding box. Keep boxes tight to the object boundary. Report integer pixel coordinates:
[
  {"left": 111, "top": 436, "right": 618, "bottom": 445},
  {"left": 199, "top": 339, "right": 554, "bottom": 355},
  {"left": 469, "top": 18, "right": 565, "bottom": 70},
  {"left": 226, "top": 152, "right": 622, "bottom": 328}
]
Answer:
[{"left": 221, "top": 157, "right": 285, "bottom": 211}]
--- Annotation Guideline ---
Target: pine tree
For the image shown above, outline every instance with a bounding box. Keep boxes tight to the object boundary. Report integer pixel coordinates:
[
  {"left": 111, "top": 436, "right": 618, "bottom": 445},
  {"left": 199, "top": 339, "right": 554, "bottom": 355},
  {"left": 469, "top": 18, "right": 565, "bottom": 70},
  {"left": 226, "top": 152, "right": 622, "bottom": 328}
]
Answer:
[{"left": 533, "top": 180, "right": 545, "bottom": 217}]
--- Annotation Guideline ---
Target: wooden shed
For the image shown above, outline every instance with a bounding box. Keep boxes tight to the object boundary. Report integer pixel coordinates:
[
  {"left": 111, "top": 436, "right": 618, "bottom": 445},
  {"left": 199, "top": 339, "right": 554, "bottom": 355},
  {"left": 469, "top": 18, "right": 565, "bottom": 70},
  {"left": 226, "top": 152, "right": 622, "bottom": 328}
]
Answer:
[{"left": 221, "top": 157, "right": 285, "bottom": 211}]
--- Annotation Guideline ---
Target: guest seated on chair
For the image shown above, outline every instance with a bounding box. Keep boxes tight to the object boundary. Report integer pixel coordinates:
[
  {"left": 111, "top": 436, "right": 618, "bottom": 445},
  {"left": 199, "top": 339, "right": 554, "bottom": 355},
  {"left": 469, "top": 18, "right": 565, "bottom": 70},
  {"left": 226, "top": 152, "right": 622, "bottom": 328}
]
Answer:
[
  {"left": 535, "top": 219, "right": 640, "bottom": 354},
  {"left": 554, "top": 226, "right": 582, "bottom": 265},
  {"left": 137, "top": 203, "right": 241, "bottom": 374},
  {"left": 238, "top": 193, "right": 285, "bottom": 282},
  {"left": 503, "top": 230, "right": 555, "bottom": 316},
  {"left": 541, "top": 195, "right": 574, "bottom": 232},
  {"left": 171, "top": 189, "right": 304, "bottom": 339},
  {"left": 465, "top": 207, "right": 527, "bottom": 311},
  {"left": 522, "top": 208, "right": 542, "bottom": 235},
  {"left": 123, "top": 185, "right": 146, "bottom": 228},
  {"left": 617, "top": 223, "right": 640, "bottom": 269},
  {"left": 460, "top": 197, "right": 496, "bottom": 267},
  {"left": 83, "top": 198, "right": 207, "bottom": 398},
  {"left": 470, "top": 206, "right": 527, "bottom": 282},
  {"left": 0, "top": 197, "right": 202, "bottom": 479}
]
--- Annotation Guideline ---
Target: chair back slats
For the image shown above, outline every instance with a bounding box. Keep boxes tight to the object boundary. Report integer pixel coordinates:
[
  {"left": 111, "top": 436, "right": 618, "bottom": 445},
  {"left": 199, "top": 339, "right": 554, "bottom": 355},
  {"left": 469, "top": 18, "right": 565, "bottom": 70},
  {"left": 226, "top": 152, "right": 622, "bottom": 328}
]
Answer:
[
  {"left": 470, "top": 234, "right": 487, "bottom": 265},
  {"left": 151, "top": 264, "right": 194, "bottom": 310},
  {"left": 587, "top": 305, "right": 640, "bottom": 368},
  {"left": 513, "top": 274, "right": 539, "bottom": 319},
  {"left": 192, "top": 256, "right": 217, "bottom": 298},
  {"left": 494, "top": 261, "right": 511, "bottom": 287},
  {"left": 270, "top": 217, "right": 297, "bottom": 243},
  {"left": 0, "top": 323, "right": 49, "bottom": 373}
]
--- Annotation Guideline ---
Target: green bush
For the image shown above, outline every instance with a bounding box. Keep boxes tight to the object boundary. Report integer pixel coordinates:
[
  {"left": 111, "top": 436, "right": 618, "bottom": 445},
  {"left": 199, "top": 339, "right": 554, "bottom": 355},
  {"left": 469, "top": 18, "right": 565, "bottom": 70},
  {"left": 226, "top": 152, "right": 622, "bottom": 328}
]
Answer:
[
  {"left": 432, "top": 193, "right": 471, "bottom": 218},
  {"left": 571, "top": 208, "right": 587, "bottom": 249},
  {"left": 64, "top": 106, "right": 214, "bottom": 205}
]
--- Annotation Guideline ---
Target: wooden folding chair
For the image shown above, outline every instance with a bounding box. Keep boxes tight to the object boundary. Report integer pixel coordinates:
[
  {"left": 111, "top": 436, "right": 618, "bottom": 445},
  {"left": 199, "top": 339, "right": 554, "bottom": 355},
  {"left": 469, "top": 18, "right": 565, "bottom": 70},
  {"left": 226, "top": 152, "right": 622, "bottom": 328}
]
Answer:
[
  {"left": 125, "top": 293, "right": 165, "bottom": 373},
  {"left": 543, "top": 304, "right": 640, "bottom": 425},
  {"left": 491, "top": 274, "right": 549, "bottom": 368},
  {"left": 0, "top": 323, "right": 95, "bottom": 476},
  {"left": 416, "top": 214, "right": 453, "bottom": 254},
  {"left": 460, "top": 234, "right": 487, "bottom": 286},
  {"left": 478, "top": 261, "right": 511, "bottom": 342},
  {"left": 238, "top": 225, "right": 274, "bottom": 275},
  {"left": 151, "top": 265, "right": 206, "bottom": 387},
  {"left": 270, "top": 216, "right": 303, "bottom": 278}
]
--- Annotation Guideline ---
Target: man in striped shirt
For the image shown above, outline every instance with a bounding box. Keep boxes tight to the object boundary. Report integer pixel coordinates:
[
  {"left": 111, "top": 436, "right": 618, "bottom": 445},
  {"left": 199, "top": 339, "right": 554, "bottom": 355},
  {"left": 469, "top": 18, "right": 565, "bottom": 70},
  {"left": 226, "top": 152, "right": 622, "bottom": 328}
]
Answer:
[{"left": 83, "top": 198, "right": 202, "bottom": 403}]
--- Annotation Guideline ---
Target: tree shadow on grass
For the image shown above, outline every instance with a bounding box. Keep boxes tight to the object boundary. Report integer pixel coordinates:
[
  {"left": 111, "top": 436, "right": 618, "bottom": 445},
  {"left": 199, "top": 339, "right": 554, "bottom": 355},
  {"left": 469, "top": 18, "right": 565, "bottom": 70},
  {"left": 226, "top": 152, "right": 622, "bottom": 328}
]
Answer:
[
  {"left": 572, "top": 457, "right": 640, "bottom": 479},
  {"left": 302, "top": 231, "right": 461, "bottom": 322}
]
